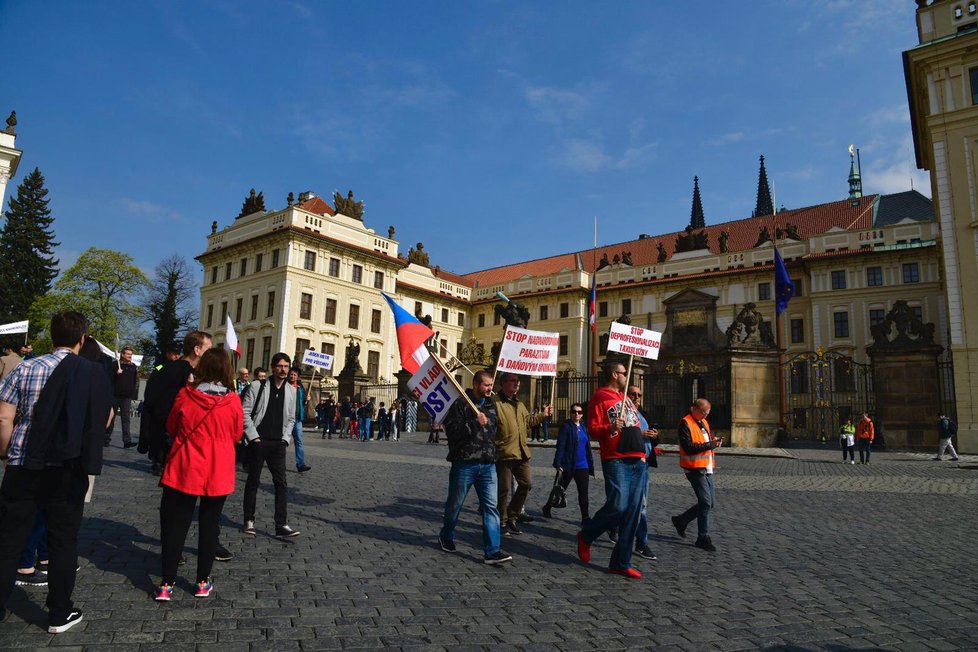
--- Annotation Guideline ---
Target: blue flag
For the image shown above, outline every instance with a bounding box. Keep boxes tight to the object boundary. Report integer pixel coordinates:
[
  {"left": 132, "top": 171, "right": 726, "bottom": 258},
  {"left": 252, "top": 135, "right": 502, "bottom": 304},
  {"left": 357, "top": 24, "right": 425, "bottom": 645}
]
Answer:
[{"left": 774, "top": 249, "right": 794, "bottom": 317}]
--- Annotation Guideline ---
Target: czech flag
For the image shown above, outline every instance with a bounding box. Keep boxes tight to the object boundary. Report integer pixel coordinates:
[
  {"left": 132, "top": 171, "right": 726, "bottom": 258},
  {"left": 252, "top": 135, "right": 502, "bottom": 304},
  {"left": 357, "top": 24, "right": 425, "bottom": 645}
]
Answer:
[
  {"left": 382, "top": 292, "right": 434, "bottom": 373},
  {"left": 225, "top": 313, "right": 241, "bottom": 355}
]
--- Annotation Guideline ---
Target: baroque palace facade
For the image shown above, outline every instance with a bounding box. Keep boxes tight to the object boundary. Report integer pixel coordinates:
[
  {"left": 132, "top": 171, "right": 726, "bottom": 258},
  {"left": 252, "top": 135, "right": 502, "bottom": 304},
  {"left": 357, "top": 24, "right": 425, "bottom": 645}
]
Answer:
[{"left": 197, "top": 164, "right": 945, "bottom": 445}]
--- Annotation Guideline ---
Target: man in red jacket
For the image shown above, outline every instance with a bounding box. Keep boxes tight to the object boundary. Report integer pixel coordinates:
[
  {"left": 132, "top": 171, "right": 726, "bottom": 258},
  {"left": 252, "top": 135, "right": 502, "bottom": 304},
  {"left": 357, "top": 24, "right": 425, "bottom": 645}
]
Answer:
[{"left": 575, "top": 361, "right": 651, "bottom": 579}]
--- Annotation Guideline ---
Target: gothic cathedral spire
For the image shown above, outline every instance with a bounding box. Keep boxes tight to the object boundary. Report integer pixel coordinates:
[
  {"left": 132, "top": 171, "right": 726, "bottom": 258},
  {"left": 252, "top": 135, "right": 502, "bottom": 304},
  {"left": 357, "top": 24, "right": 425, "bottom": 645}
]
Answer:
[
  {"left": 753, "top": 155, "right": 773, "bottom": 217},
  {"left": 690, "top": 176, "right": 705, "bottom": 229}
]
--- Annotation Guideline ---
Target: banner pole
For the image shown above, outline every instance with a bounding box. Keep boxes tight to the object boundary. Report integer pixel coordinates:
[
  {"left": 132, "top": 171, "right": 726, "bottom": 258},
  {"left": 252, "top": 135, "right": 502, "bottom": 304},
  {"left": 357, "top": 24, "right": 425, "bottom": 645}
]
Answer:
[
  {"left": 615, "top": 354, "right": 634, "bottom": 416},
  {"left": 431, "top": 355, "right": 480, "bottom": 416}
]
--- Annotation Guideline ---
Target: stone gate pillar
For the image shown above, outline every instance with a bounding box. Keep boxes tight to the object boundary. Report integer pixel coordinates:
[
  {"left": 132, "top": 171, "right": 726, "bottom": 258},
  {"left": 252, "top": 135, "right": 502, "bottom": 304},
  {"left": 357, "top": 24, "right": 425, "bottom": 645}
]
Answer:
[
  {"left": 725, "top": 303, "right": 780, "bottom": 447},
  {"left": 866, "top": 301, "right": 944, "bottom": 450}
]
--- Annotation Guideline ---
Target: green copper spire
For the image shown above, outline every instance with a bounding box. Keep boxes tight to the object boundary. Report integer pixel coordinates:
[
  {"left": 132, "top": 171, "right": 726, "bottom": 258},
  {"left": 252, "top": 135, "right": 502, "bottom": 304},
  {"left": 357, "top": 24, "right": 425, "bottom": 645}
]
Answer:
[{"left": 848, "top": 146, "right": 862, "bottom": 199}]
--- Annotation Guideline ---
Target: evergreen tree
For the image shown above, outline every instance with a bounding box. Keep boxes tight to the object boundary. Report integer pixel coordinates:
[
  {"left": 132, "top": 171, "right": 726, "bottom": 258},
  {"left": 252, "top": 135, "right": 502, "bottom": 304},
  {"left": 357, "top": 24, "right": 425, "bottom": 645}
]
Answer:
[
  {"left": 0, "top": 167, "right": 59, "bottom": 326},
  {"left": 141, "top": 254, "right": 198, "bottom": 365},
  {"left": 236, "top": 188, "right": 266, "bottom": 219}
]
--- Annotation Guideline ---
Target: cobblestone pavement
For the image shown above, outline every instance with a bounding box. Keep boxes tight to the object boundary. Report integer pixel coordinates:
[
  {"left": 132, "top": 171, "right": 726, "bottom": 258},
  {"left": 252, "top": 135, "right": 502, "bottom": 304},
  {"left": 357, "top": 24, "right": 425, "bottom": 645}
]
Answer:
[{"left": 1, "top": 427, "right": 976, "bottom": 651}]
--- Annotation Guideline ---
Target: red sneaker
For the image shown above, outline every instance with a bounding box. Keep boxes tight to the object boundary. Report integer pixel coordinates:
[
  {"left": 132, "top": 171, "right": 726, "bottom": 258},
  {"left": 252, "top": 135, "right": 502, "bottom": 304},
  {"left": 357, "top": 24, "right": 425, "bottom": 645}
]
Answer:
[
  {"left": 576, "top": 531, "right": 591, "bottom": 563},
  {"left": 607, "top": 567, "right": 642, "bottom": 580}
]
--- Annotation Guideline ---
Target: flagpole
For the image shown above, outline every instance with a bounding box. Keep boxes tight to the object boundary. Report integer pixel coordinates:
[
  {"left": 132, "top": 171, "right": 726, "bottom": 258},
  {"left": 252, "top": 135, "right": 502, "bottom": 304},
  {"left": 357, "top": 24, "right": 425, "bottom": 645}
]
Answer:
[
  {"left": 772, "top": 184, "right": 787, "bottom": 432},
  {"left": 590, "top": 216, "right": 598, "bottom": 378}
]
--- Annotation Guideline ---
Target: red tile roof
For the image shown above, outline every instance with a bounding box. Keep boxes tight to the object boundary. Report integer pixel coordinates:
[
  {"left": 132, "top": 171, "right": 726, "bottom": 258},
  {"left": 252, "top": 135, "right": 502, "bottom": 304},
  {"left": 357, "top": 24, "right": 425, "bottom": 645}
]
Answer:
[
  {"left": 432, "top": 267, "right": 474, "bottom": 287},
  {"left": 461, "top": 195, "right": 880, "bottom": 286},
  {"left": 298, "top": 196, "right": 335, "bottom": 216}
]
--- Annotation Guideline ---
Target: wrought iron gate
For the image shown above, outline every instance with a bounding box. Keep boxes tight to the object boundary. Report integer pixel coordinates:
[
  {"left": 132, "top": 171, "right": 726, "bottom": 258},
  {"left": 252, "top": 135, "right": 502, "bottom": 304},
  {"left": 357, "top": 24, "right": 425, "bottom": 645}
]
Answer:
[
  {"left": 782, "top": 348, "right": 874, "bottom": 441},
  {"left": 645, "top": 361, "right": 730, "bottom": 431}
]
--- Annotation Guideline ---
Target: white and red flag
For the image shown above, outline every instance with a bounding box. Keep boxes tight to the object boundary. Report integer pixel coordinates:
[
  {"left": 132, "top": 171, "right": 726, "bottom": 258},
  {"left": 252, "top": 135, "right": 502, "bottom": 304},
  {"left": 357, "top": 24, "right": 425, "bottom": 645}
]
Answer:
[{"left": 225, "top": 313, "right": 241, "bottom": 355}]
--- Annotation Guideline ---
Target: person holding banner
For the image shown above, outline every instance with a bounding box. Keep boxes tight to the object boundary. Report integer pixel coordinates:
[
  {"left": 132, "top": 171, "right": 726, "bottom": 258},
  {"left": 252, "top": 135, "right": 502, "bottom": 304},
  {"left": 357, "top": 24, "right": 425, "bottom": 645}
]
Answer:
[
  {"left": 104, "top": 346, "right": 139, "bottom": 449},
  {"left": 494, "top": 373, "right": 551, "bottom": 536},
  {"left": 438, "top": 371, "right": 512, "bottom": 565},
  {"left": 575, "top": 361, "right": 649, "bottom": 580}
]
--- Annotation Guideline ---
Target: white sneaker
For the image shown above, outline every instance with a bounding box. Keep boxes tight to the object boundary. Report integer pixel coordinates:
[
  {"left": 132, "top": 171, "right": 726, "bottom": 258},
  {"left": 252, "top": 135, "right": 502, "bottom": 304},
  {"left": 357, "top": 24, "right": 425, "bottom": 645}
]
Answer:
[{"left": 849, "top": 460, "right": 855, "bottom": 464}]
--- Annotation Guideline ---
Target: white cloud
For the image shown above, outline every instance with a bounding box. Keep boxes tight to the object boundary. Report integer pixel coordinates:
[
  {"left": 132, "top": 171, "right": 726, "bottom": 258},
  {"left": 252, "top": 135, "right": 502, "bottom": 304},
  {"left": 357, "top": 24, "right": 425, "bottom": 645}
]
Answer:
[
  {"left": 555, "top": 139, "right": 613, "bottom": 173},
  {"left": 709, "top": 131, "right": 747, "bottom": 146},
  {"left": 863, "top": 134, "right": 930, "bottom": 197},
  {"left": 118, "top": 198, "right": 185, "bottom": 223},
  {"left": 524, "top": 85, "right": 590, "bottom": 125}
]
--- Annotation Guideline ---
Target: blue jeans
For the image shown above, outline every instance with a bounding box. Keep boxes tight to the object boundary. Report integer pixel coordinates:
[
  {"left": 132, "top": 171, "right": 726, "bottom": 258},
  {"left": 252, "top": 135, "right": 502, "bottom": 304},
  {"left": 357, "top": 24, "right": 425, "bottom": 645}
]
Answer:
[
  {"left": 360, "top": 417, "right": 372, "bottom": 441},
  {"left": 581, "top": 458, "right": 647, "bottom": 570},
  {"left": 676, "top": 471, "right": 715, "bottom": 540},
  {"left": 18, "top": 510, "right": 48, "bottom": 569},
  {"left": 858, "top": 439, "right": 872, "bottom": 463},
  {"left": 293, "top": 421, "right": 306, "bottom": 468},
  {"left": 440, "top": 462, "right": 502, "bottom": 558},
  {"left": 634, "top": 475, "right": 651, "bottom": 548}
]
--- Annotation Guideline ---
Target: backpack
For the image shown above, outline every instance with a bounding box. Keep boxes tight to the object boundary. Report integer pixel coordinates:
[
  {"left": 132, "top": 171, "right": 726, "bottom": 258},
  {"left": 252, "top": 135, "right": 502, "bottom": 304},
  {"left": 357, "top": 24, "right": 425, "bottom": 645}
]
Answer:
[{"left": 948, "top": 419, "right": 957, "bottom": 436}]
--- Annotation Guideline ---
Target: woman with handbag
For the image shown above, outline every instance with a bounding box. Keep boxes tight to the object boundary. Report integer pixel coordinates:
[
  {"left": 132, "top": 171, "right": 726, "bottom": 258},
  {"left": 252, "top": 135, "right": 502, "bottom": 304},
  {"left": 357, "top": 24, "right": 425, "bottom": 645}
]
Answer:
[
  {"left": 542, "top": 402, "right": 594, "bottom": 523},
  {"left": 155, "top": 348, "right": 243, "bottom": 601}
]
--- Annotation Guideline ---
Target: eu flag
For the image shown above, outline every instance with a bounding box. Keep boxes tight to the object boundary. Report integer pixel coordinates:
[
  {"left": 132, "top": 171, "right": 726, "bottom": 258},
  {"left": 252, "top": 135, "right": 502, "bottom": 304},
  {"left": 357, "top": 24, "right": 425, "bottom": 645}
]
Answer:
[{"left": 774, "top": 249, "right": 794, "bottom": 317}]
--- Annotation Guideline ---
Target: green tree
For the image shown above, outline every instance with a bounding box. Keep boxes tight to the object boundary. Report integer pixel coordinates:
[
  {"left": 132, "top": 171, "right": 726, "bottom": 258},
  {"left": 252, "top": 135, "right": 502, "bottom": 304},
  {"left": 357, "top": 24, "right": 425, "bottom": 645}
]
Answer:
[
  {"left": 141, "top": 253, "right": 199, "bottom": 365},
  {"left": 29, "top": 247, "right": 148, "bottom": 349},
  {"left": 0, "top": 167, "right": 59, "bottom": 330}
]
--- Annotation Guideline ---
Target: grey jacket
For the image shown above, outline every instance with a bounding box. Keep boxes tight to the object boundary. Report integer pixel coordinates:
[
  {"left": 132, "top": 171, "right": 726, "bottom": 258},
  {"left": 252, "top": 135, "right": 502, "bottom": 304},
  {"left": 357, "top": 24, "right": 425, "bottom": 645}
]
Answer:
[{"left": 241, "top": 378, "right": 296, "bottom": 445}]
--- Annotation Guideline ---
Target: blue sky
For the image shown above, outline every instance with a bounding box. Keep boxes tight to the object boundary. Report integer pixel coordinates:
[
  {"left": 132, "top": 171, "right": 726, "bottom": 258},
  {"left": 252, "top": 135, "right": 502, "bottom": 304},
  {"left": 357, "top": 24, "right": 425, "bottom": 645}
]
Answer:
[{"left": 0, "top": 0, "right": 928, "bottom": 278}]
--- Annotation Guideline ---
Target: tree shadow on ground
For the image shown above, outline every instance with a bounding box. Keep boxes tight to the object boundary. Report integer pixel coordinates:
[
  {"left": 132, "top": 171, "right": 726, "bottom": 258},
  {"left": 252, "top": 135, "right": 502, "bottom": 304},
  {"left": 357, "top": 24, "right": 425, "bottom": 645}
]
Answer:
[{"left": 77, "top": 516, "right": 159, "bottom": 595}]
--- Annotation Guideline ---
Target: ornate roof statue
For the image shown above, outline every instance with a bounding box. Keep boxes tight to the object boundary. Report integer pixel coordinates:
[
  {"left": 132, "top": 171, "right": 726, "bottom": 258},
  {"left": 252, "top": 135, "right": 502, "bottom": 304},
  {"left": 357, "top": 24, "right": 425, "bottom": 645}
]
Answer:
[
  {"left": 455, "top": 338, "right": 492, "bottom": 370},
  {"left": 612, "top": 253, "right": 620, "bottom": 265},
  {"left": 4, "top": 110, "right": 15, "bottom": 135},
  {"left": 210, "top": 220, "right": 218, "bottom": 235},
  {"left": 342, "top": 337, "right": 363, "bottom": 374},
  {"left": 236, "top": 188, "right": 266, "bottom": 219},
  {"left": 494, "top": 297, "right": 530, "bottom": 329},
  {"left": 870, "top": 300, "right": 938, "bottom": 349},
  {"left": 656, "top": 241, "right": 668, "bottom": 263},
  {"left": 776, "top": 222, "right": 801, "bottom": 241},
  {"left": 675, "top": 225, "right": 709, "bottom": 253},
  {"left": 388, "top": 225, "right": 395, "bottom": 239},
  {"left": 718, "top": 230, "right": 730, "bottom": 253},
  {"left": 621, "top": 251, "right": 632, "bottom": 266},
  {"left": 333, "top": 189, "right": 365, "bottom": 220},
  {"left": 725, "top": 302, "right": 776, "bottom": 349},
  {"left": 407, "top": 242, "right": 430, "bottom": 266},
  {"left": 597, "top": 252, "right": 610, "bottom": 270},
  {"left": 286, "top": 192, "right": 294, "bottom": 206},
  {"left": 755, "top": 225, "right": 771, "bottom": 248}
]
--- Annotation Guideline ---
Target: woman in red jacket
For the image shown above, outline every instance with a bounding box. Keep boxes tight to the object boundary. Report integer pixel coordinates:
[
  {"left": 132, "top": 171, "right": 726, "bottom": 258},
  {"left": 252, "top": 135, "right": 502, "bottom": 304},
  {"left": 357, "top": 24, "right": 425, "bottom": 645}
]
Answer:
[{"left": 155, "top": 348, "right": 243, "bottom": 601}]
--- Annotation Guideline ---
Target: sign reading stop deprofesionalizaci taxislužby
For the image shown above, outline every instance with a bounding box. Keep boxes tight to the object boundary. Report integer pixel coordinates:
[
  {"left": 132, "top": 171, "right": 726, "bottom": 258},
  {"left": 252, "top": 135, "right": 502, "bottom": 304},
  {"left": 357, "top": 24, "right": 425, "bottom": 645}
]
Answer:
[{"left": 607, "top": 321, "right": 662, "bottom": 360}]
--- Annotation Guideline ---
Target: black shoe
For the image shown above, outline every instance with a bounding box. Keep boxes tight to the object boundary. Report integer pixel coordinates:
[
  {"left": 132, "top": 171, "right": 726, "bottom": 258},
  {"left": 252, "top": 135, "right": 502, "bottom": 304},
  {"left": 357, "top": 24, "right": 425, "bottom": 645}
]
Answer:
[
  {"left": 608, "top": 529, "right": 618, "bottom": 543},
  {"left": 694, "top": 538, "right": 716, "bottom": 552},
  {"left": 634, "top": 545, "right": 657, "bottom": 560},
  {"left": 505, "top": 522, "right": 523, "bottom": 536},
  {"left": 124, "top": 441, "right": 137, "bottom": 448},
  {"left": 541, "top": 506, "right": 552, "bottom": 519},
  {"left": 242, "top": 520, "right": 256, "bottom": 536},
  {"left": 484, "top": 551, "right": 513, "bottom": 565},
  {"left": 297, "top": 464, "right": 311, "bottom": 473},
  {"left": 103, "top": 440, "right": 111, "bottom": 447},
  {"left": 275, "top": 525, "right": 301, "bottom": 538},
  {"left": 439, "top": 538, "right": 456, "bottom": 553},
  {"left": 0, "top": 607, "right": 8, "bottom": 623},
  {"left": 15, "top": 570, "right": 48, "bottom": 587},
  {"left": 49, "top": 609, "right": 83, "bottom": 634},
  {"left": 151, "top": 462, "right": 163, "bottom": 476},
  {"left": 214, "top": 544, "right": 233, "bottom": 561},
  {"left": 516, "top": 513, "right": 535, "bottom": 524},
  {"left": 671, "top": 515, "right": 687, "bottom": 539},
  {"left": 178, "top": 555, "right": 187, "bottom": 565}
]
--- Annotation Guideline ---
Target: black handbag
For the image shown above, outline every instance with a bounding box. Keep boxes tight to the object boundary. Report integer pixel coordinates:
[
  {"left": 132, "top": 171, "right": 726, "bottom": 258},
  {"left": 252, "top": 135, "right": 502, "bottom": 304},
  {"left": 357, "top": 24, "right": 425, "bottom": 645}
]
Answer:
[{"left": 547, "top": 472, "right": 567, "bottom": 509}]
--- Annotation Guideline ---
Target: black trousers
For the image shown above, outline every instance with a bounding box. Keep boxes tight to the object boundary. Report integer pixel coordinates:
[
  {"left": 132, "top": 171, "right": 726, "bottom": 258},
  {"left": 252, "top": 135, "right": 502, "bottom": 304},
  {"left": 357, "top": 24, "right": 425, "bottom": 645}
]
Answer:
[
  {"left": 243, "top": 440, "right": 288, "bottom": 527},
  {"left": 159, "top": 486, "right": 227, "bottom": 585},
  {"left": 106, "top": 397, "right": 133, "bottom": 444},
  {"left": 0, "top": 462, "right": 88, "bottom": 622},
  {"left": 552, "top": 469, "right": 590, "bottom": 521}
]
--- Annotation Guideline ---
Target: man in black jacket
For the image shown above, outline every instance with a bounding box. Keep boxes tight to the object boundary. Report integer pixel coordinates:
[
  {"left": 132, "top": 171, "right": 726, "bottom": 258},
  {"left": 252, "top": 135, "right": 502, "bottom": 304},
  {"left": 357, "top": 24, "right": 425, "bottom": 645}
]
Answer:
[
  {"left": 0, "top": 312, "right": 112, "bottom": 633},
  {"left": 105, "top": 346, "right": 139, "bottom": 448},
  {"left": 437, "top": 371, "right": 511, "bottom": 565}
]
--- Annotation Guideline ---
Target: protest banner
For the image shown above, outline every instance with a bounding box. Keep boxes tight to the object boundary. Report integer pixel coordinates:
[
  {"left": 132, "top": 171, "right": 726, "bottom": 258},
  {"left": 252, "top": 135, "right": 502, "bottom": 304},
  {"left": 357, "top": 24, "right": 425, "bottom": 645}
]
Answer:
[
  {"left": 93, "top": 338, "right": 144, "bottom": 367},
  {"left": 407, "top": 355, "right": 462, "bottom": 423},
  {"left": 495, "top": 325, "right": 560, "bottom": 377},
  {"left": 0, "top": 320, "right": 29, "bottom": 335},
  {"left": 301, "top": 349, "right": 334, "bottom": 370},
  {"left": 607, "top": 321, "right": 662, "bottom": 360}
]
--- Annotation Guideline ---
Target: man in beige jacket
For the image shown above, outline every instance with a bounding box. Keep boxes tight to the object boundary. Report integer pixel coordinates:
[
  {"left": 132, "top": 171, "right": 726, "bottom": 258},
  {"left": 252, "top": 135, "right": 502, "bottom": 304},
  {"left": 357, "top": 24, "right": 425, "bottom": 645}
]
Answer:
[{"left": 494, "top": 373, "right": 551, "bottom": 535}]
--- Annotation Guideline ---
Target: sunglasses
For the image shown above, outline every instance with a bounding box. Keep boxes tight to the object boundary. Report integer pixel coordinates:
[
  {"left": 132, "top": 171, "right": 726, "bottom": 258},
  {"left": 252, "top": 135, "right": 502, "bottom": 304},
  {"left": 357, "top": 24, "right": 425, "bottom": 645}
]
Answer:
[{"left": 570, "top": 409, "right": 583, "bottom": 414}]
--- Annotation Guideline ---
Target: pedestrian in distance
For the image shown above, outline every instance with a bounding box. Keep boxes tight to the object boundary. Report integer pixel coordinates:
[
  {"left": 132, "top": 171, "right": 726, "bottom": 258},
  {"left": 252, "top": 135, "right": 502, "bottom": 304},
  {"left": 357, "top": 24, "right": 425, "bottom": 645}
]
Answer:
[
  {"left": 671, "top": 398, "right": 721, "bottom": 553},
  {"left": 856, "top": 413, "right": 874, "bottom": 464},
  {"left": 154, "top": 348, "right": 243, "bottom": 602},
  {"left": 287, "top": 369, "right": 311, "bottom": 472},
  {"left": 839, "top": 417, "right": 856, "bottom": 464},
  {"left": 934, "top": 413, "right": 960, "bottom": 461},
  {"left": 542, "top": 402, "right": 593, "bottom": 524}
]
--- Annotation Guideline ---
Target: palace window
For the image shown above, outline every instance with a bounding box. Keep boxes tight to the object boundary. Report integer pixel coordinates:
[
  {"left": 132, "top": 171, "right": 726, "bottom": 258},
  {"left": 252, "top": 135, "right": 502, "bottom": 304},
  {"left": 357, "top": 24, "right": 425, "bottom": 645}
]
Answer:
[
  {"left": 235, "top": 297, "right": 243, "bottom": 322},
  {"left": 559, "top": 334, "right": 568, "bottom": 356},
  {"left": 622, "top": 299, "right": 631, "bottom": 314},
  {"left": 560, "top": 302, "right": 569, "bottom": 318},
  {"left": 250, "top": 295, "right": 259, "bottom": 321},
  {"left": 831, "top": 270, "right": 847, "bottom": 290},
  {"left": 869, "top": 308, "right": 885, "bottom": 328},
  {"left": 225, "top": 262, "right": 232, "bottom": 281},
  {"left": 834, "top": 311, "right": 850, "bottom": 338},
  {"left": 245, "top": 338, "right": 255, "bottom": 370},
  {"left": 374, "top": 271, "right": 384, "bottom": 289},
  {"left": 210, "top": 267, "right": 217, "bottom": 284},
  {"left": 322, "top": 343, "right": 335, "bottom": 377},
  {"left": 266, "top": 291, "right": 275, "bottom": 318},
  {"left": 758, "top": 282, "right": 771, "bottom": 301},
  {"left": 866, "top": 266, "right": 883, "bottom": 287},
  {"left": 328, "top": 257, "right": 340, "bottom": 277},
  {"left": 441, "top": 308, "right": 449, "bottom": 322},
  {"left": 902, "top": 262, "right": 920, "bottom": 284},
  {"left": 415, "top": 301, "right": 423, "bottom": 315},
  {"left": 371, "top": 309, "right": 382, "bottom": 333},
  {"left": 271, "top": 249, "right": 280, "bottom": 268},
  {"left": 240, "top": 258, "right": 248, "bottom": 277},
  {"left": 220, "top": 301, "right": 227, "bottom": 320},
  {"left": 304, "top": 251, "right": 316, "bottom": 271},
  {"left": 299, "top": 293, "right": 312, "bottom": 319},
  {"left": 457, "top": 312, "right": 465, "bottom": 327},
  {"left": 348, "top": 304, "right": 360, "bottom": 329},
  {"left": 367, "top": 350, "right": 380, "bottom": 381},
  {"left": 971, "top": 67, "right": 978, "bottom": 104},
  {"left": 478, "top": 313, "right": 485, "bottom": 328},
  {"left": 540, "top": 305, "right": 549, "bottom": 321},
  {"left": 255, "top": 253, "right": 263, "bottom": 272},
  {"left": 790, "top": 318, "right": 804, "bottom": 344},
  {"left": 599, "top": 301, "right": 608, "bottom": 317},
  {"left": 294, "top": 339, "right": 310, "bottom": 365},
  {"left": 325, "top": 298, "right": 337, "bottom": 324},
  {"left": 791, "top": 278, "right": 804, "bottom": 297},
  {"left": 352, "top": 264, "right": 363, "bottom": 284},
  {"left": 261, "top": 336, "right": 272, "bottom": 369},
  {"left": 206, "top": 304, "right": 214, "bottom": 328}
]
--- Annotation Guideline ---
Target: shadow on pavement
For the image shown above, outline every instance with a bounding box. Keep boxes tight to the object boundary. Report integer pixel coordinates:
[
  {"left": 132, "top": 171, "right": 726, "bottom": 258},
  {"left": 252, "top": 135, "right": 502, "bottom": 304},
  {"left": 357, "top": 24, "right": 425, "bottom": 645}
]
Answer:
[{"left": 78, "top": 516, "right": 158, "bottom": 595}]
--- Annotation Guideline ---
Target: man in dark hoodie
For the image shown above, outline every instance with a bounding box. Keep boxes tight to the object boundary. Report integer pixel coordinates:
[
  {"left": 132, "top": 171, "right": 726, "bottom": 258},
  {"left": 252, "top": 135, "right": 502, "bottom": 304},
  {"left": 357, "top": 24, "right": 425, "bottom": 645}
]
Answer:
[
  {"left": 437, "top": 371, "right": 512, "bottom": 565},
  {"left": 104, "top": 346, "right": 139, "bottom": 448},
  {"left": 0, "top": 311, "right": 112, "bottom": 633}
]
